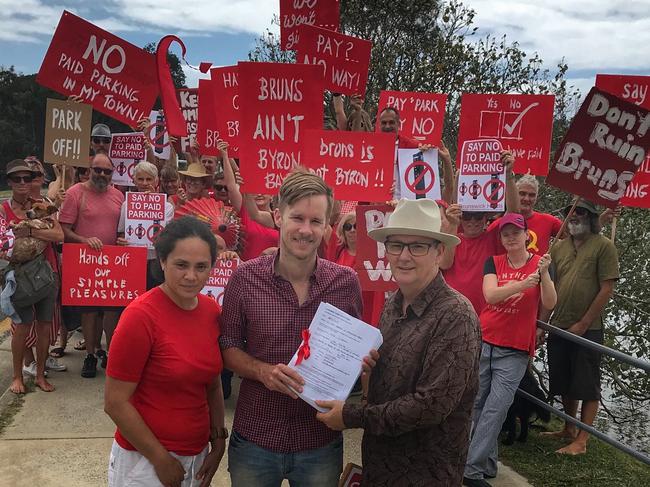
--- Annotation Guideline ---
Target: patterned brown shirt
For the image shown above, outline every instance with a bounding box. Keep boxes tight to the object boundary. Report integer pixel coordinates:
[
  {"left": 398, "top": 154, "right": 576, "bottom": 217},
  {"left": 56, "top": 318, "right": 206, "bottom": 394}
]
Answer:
[{"left": 342, "top": 272, "right": 481, "bottom": 486}]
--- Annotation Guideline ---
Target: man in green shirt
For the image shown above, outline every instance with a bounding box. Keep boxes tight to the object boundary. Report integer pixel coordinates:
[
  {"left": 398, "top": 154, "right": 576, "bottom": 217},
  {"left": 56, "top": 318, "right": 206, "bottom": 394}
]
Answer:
[{"left": 545, "top": 199, "right": 619, "bottom": 455}]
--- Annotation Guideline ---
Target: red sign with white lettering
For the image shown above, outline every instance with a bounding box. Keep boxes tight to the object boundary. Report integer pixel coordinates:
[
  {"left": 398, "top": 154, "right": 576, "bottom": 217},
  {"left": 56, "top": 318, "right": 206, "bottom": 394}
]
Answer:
[
  {"left": 197, "top": 78, "right": 221, "bottom": 156},
  {"left": 176, "top": 88, "right": 198, "bottom": 154},
  {"left": 546, "top": 87, "right": 650, "bottom": 209},
  {"left": 303, "top": 130, "right": 394, "bottom": 201},
  {"left": 280, "top": 0, "right": 340, "bottom": 51},
  {"left": 596, "top": 74, "right": 650, "bottom": 111},
  {"left": 61, "top": 244, "right": 147, "bottom": 306},
  {"left": 210, "top": 66, "right": 240, "bottom": 157},
  {"left": 200, "top": 258, "right": 239, "bottom": 306},
  {"left": 295, "top": 24, "right": 372, "bottom": 96},
  {"left": 354, "top": 205, "right": 398, "bottom": 292},
  {"left": 237, "top": 61, "right": 324, "bottom": 194},
  {"left": 457, "top": 94, "right": 555, "bottom": 175},
  {"left": 376, "top": 91, "right": 447, "bottom": 145},
  {"left": 36, "top": 11, "right": 159, "bottom": 127}
]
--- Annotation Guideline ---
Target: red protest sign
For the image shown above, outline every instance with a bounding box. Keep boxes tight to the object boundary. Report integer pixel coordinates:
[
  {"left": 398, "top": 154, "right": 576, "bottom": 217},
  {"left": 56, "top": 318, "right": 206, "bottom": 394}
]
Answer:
[
  {"left": 302, "top": 130, "right": 394, "bottom": 201},
  {"left": 457, "top": 94, "right": 555, "bottom": 175},
  {"left": 61, "top": 244, "right": 147, "bottom": 306},
  {"left": 280, "top": 0, "right": 340, "bottom": 51},
  {"left": 354, "top": 205, "right": 398, "bottom": 292},
  {"left": 201, "top": 258, "right": 239, "bottom": 306},
  {"left": 237, "top": 61, "right": 324, "bottom": 194},
  {"left": 295, "top": 25, "right": 371, "bottom": 96},
  {"left": 177, "top": 88, "right": 198, "bottom": 154},
  {"left": 596, "top": 74, "right": 650, "bottom": 110},
  {"left": 36, "top": 11, "right": 158, "bottom": 127},
  {"left": 546, "top": 87, "right": 650, "bottom": 208},
  {"left": 376, "top": 91, "right": 447, "bottom": 145},
  {"left": 620, "top": 155, "right": 650, "bottom": 208},
  {"left": 210, "top": 66, "right": 240, "bottom": 157},
  {"left": 197, "top": 78, "right": 221, "bottom": 156}
]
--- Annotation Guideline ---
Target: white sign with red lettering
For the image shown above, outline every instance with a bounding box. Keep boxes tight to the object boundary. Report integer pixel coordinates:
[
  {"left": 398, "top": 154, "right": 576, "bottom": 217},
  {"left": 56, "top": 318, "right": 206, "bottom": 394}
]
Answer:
[
  {"left": 457, "top": 139, "right": 506, "bottom": 212},
  {"left": 110, "top": 132, "right": 146, "bottom": 187},
  {"left": 125, "top": 192, "right": 167, "bottom": 249},
  {"left": 200, "top": 258, "right": 239, "bottom": 306}
]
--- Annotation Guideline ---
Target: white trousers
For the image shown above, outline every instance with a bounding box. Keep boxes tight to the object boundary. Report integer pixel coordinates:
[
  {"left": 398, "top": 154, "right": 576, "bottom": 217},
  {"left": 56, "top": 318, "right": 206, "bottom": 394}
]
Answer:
[{"left": 108, "top": 440, "right": 209, "bottom": 487}]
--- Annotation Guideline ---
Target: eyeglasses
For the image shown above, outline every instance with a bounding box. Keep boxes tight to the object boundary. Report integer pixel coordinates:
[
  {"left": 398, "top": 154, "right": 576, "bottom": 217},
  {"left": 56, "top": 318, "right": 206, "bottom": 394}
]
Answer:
[
  {"left": 384, "top": 241, "right": 437, "bottom": 256},
  {"left": 92, "top": 167, "right": 114, "bottom": 176},
  {"left": 214, "top": 184, "right": 228, "bottom": 192},
  {"left": 342, "top": 223, "right": 356, "bottom": 231},
  {"left": 9, "top": 175, "right": 34, "bottom": 183},
  {"left": 92, "top": 137, "right": 111, "bottom": 144},
  {"left": 462, "top": 213, "right": 486, "bottom": 221}
]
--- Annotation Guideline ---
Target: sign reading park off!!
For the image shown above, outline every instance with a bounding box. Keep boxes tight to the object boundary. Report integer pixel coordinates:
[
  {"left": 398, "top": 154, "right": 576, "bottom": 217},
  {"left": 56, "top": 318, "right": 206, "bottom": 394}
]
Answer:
[
  {"left": 376, "top": 91, "right": 447, "bottom": 145},
  {"left": 546, "top": 87, "right": 650, "bottom": 209},
  {"left": 43, "top": 98, "right": 92, "bottom": 166},
  {"left": 457, "top": 93, "right": 555, "bottom": 176},
  {"left": 596, "top": 74, "right": 650, "bottom": 110},
  {"left": 37, "top": 11, "right": 159, "bottom": 127},
  {"left": 302, "top": 130, "right": 394, "bottom": 201},
  {"left": 211, "top": 66, "right": 240, "bottom": 157},
  {"left": 354, "top": 205, "right": 398, "bottom": 293},
  {"left": 280, "top": 0, "right": 340, "bottom": 51},
  {"left": 110, "top": 132, "right": 146, "bottom": 187},
  {"left": 295, "top": 24, "right": 372, "bottom": 96},
  {"left": 457, "top": 139, "right": 507, "bottom": 212},
  {"left": 61, "top": 243, "right": 147, "bottom": 307},
  {"left": 237, "top": 61, "right": 324, "bottom": 194},
  {"left": 200, "top": 258, "right": 239, "bottom": 306},
  {"left": 176, "top": 88, "right": 198, "bottom": 154},
  {"left": 125, "top": 192, "right": 168, "bottom": 249}
]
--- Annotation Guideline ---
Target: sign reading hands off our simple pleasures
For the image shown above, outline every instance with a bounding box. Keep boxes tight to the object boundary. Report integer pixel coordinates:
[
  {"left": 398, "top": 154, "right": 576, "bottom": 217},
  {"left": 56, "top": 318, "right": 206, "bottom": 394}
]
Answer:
[{"left": 37, "top": 11, "right": 159, "bottom": 126}]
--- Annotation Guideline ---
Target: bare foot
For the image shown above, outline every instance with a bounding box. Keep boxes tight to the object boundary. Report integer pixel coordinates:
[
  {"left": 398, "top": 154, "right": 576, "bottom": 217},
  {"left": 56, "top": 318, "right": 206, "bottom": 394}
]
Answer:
[
  {"left": 541, "top": 429, "right": 577, "bottom": 440},
  {"left": 556, "top": 440, "right": 587, "bottom": 455},
  {"left": 10, "top": 378, "right": 26, "bottom": 394},
  {"left": 34, "top": 377, "right": 55, "bottom": 392}
]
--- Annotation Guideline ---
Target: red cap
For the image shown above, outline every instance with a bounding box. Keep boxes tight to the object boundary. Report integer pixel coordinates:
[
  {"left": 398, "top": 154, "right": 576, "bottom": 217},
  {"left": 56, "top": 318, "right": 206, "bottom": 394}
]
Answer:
[{"left": 498, "top": 213, "right": 526, "bottom": 231}]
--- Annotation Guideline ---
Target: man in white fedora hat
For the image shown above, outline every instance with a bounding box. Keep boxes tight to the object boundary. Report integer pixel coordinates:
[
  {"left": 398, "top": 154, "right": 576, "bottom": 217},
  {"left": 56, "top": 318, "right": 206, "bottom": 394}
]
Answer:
[{"left": 316, "top": 198, "right": 481, "bottom": 486}]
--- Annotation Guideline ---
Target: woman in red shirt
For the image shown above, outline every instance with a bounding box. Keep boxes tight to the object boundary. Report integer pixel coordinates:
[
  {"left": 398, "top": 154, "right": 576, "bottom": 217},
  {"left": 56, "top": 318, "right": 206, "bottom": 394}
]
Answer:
[
  {"left": 105, "top": 216, "right": 226, "bottom": 487},
  {"left": 333, "top": 212, "right": 357, "bottom": 267},
  {"left": 463, "top": 213, "right": 556, "bottom": 487}
]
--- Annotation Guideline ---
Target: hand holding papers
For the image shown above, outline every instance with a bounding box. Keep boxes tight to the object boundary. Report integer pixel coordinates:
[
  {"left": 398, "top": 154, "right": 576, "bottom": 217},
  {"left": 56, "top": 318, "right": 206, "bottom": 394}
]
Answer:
[{"left": 288, "top": 302, "right": 383, "bottom": 412}]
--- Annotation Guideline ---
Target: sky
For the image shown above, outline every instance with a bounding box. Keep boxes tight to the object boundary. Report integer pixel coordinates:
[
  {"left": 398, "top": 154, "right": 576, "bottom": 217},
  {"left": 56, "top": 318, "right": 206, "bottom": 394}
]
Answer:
[{"left": 1, "top": 0, "right": 648, "bottom": 97}]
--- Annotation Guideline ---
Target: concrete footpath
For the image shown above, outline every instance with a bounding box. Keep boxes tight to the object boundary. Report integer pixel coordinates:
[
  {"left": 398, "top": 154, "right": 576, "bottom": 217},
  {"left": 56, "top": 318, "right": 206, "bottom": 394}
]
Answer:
[{"left": 0, "top": 330, "right": 532, "bottom": 486}]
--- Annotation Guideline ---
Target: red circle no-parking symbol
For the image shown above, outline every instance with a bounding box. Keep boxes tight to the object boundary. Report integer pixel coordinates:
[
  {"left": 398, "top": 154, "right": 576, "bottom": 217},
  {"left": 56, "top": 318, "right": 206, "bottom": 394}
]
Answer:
[
  {"left": 482, "top": 178, "right": 506, "bottom": 205},
  {"left": 404, "top": 161, "right": 435, "bottom": 196}
]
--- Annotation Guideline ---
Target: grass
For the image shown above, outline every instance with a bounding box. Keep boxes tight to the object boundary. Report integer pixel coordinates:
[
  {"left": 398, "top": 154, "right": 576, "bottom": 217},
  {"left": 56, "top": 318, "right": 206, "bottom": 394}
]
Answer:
[
  {"left": 499, "top": 419, "right": 650, "bottom": 486},
  {"left": 0, "top": 389, "right": 28, "bottom": 436}
]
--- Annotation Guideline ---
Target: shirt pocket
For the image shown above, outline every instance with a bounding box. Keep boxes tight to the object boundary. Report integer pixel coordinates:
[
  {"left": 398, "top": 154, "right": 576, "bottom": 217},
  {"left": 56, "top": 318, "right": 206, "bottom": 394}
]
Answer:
[{"left": 577, "top": 258, "right": 597, "bottom": 280}]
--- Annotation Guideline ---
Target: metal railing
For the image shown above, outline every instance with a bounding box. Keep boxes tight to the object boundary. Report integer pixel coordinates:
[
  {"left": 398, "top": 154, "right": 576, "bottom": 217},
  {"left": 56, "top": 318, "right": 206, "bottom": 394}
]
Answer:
[{"left": 515, "top": 320, "right": 650, "bottom": 466}]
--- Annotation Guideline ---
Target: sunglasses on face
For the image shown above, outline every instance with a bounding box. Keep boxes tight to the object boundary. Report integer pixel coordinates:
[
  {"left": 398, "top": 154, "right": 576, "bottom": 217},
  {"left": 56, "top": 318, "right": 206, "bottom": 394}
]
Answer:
[
  {"left": 92, "top": 167, "right": 114, "bottom": 176},
  {"left": 214, "top": 184, "right": 228, "bottom": 192},
  {"left": 9, "top": 175, "right": 33, "bottom": 183},
  {"left": 462, "top": 213, "right": 486, "bottom": 221},
  {"left": 342, "top": 223, "right": 356, "bottom": 231},
  {"left": 92, "top": 137, "right": 111, "bottom": 144}
]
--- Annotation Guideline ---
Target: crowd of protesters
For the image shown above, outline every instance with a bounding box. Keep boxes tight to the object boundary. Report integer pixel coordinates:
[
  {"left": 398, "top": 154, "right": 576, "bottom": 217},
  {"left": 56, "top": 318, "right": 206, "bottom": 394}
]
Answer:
[{"left": 0, "top": 92, "right": 620, "bottom": 487}]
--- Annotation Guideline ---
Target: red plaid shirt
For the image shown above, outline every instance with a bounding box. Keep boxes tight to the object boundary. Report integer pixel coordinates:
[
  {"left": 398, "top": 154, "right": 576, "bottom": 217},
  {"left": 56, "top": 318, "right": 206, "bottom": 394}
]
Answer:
[{"left": 219, "top": 252, "right": 363, "bottom": 452}]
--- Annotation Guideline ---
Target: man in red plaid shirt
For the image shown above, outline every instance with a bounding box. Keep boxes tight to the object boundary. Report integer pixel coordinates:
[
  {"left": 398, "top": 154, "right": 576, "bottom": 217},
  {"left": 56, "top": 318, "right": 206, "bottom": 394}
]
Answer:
[{"left": 220, "top": 171, "right": 365, "bottom": 486}]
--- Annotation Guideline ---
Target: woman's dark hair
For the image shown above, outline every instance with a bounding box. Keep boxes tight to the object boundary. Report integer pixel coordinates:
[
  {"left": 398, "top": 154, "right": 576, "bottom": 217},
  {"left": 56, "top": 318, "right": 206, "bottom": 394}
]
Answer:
[{"left": 154, "top": 216, "right": 218, "bottom": 265}]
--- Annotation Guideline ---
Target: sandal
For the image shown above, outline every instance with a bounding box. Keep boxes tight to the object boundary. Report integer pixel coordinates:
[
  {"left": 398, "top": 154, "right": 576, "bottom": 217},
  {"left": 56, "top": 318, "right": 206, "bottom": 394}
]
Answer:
[
  {"left": 49, "top": 347, "right": 66, "bottom": 358},
  {"left": 73, "top": 340, "right": 86, "bottom": 351}
]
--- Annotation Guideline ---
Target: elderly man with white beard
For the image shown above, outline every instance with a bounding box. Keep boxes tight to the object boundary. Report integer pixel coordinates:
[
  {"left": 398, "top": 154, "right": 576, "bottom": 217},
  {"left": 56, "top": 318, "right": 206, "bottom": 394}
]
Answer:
[{"left": 543, "top": 199, "right": 619, "bottom": 455}]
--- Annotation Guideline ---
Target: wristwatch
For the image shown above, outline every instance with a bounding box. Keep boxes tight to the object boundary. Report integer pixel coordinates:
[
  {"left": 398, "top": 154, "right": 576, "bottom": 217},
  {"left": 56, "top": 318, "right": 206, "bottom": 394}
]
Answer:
[{"left": 211, "top": 427, "right": 229, "bottom": 440}]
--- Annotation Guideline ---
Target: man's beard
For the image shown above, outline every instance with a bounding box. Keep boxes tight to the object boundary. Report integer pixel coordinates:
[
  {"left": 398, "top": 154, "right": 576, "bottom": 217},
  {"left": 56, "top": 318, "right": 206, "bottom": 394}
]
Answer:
[
  {"left": 568, "top": 221, "right": 590, "bottom": 237},
  {"left": 91, "top": 175, "right": 109, "bottom": 192}
]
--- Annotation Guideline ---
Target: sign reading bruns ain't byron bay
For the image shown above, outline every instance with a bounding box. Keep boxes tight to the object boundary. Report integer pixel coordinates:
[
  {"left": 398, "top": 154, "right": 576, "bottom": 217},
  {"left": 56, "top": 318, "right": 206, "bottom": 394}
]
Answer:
[
  {"left": 546, "top": 87, "right": 650, "bottom": 208},
  {"left": 37, "top": 11, "right": 159, "bottom": 127}
]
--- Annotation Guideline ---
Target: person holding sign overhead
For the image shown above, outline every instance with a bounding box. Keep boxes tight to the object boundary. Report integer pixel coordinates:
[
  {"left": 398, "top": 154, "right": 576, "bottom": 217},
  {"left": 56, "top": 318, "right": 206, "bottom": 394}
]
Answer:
[
  {"left": 316, "top": 198, "right": 480, "bottom": 486},
  {"left": 105, "top": 216, "right": 226, "bottom": 487}
]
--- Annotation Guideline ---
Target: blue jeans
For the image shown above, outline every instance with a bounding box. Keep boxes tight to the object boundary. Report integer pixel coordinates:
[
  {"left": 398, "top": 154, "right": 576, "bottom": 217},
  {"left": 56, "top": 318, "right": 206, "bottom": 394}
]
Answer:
[{"left": 228, "top": 430, "right": 343, "bottom": 487}]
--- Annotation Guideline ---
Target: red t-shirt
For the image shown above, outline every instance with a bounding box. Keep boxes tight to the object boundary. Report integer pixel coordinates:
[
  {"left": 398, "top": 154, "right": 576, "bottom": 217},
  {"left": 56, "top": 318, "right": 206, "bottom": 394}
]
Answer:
[
  {"left": 239, "top": 206, "right": 279, "bottom": 261},
  {"left": 480, "top": 254, "right": 541, "bottom": 356},
  {"left": 443, "top": 227, "right": 499, "bottom": 315},
  {"left": 107, "top": 288, "right": 222, "bottom": 455},
  {"left": 490, "top": 211, "right": 562, "bottom": 256}
]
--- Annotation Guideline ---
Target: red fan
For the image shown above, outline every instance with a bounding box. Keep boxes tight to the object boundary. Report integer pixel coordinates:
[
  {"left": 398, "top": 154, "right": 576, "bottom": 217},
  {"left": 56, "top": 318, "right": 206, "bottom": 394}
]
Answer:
[{"left": 175, "top": 198, "right": 244, "bottom": 252}]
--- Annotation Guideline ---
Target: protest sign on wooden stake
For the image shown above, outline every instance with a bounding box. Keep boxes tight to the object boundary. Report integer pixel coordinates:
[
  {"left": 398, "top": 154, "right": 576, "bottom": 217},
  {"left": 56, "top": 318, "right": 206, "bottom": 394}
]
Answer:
[
  {"left": 376, "top": 91, "right": 447, "bottom": 145},
  {"left": 43, "top": 98, "right": 92, "bottom": 166}
]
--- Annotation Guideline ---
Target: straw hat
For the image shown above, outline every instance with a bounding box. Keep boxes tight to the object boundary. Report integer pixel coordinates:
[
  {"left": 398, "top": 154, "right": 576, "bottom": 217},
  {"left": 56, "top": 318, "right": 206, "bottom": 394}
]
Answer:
[
  {"left": 179, "top": 163, "right": 210, "bottom": 178},
  {"left": 368, "top": 198, "right": 460, "bottom": 247}
]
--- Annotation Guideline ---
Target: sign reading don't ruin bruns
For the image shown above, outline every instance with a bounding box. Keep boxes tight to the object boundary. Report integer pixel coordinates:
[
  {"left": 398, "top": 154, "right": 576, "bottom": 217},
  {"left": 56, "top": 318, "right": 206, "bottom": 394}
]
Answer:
[{"left": 37, "top": 11, "right": 159, "bottom": 127}]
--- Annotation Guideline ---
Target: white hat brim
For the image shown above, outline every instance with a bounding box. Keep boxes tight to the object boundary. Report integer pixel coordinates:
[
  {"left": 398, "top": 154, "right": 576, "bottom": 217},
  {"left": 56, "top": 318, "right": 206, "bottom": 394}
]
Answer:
[{"left": 368, "top": 226, "right": 460, "bottom": 247}]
